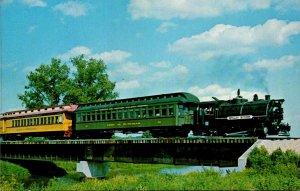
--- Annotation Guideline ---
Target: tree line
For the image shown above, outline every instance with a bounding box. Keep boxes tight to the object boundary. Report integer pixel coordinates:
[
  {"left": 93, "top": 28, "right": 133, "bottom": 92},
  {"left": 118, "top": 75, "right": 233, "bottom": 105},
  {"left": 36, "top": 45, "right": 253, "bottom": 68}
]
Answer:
[{"left": 18, "top": 55, "right": 119, "bottom": 108}]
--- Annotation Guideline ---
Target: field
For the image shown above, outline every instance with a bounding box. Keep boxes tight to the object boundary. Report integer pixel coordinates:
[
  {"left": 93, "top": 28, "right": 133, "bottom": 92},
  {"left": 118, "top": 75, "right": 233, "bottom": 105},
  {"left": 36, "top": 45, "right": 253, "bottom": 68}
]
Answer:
[{"left": 1, "top": 147, "right": 300, "bottom": 190}]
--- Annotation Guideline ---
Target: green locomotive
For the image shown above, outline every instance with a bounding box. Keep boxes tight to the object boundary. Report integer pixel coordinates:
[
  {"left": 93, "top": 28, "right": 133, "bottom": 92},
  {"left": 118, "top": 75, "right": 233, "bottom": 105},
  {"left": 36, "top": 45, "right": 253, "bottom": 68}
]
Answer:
[{"left": 197, "top": 90, "right": 290, "bottom": 137}]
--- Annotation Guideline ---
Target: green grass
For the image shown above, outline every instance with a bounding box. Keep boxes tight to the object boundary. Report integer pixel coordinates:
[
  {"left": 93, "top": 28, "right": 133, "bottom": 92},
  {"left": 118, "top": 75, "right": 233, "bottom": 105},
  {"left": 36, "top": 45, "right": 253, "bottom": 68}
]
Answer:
[{"left": 1, "top": 147, "right": 300, "bottom": 190}]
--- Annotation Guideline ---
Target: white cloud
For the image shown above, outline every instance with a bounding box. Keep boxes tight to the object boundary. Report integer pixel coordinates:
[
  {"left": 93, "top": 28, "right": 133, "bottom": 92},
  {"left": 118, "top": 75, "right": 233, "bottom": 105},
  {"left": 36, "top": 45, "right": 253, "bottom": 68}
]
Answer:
[
  {"left": 93, "top": 50, "right": 132, "bottom": 63},
  {"left": 156, "top": 22, "right": 177, "bottom": 33},
  {"left": 244, "top": 55, "right": 300, "bottom": 71},
  {"left": 57, "top": 46, "right": 92, "bottom": 60},
  {"left": 27, "top": 25, "right": 37, "bottom": 33},
  {"left": 151, "top": 64, "right": 188, "bottom": 80},
  {"left": 53, "top": 1, "right": 89, "bottom": 17},
  {"left": 58, "top": 46, "right": 132, "bottom": 64},
  {"left": 188, "top": 84, "right": 266, "bottom": 101},
  {"left": 128, "top": 0, "right": 271, "bottom": 20},
  {"left": 150, "top": 61, "right": 171, "bottom": 68},
  {"left": 274, "top": 0, "right": 300, "bottom": 11},
  {"left": 21, "top": 0, "right": 46, "bottom": 7},
  {"left": 116, "top": 80, "right": 141, "bottom": 90},
  {"left": 119, "top": 62, "right": 146, "bottom": 76},
  {"left": 169, "top": 19, "right": 300, "bottom": 60}
]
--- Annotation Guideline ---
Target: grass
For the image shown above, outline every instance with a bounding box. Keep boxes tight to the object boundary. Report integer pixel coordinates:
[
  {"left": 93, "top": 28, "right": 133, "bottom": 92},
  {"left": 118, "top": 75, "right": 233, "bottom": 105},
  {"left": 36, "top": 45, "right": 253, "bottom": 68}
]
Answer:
[{"left": 1, "top": 147, "right": 300, "bottom": 190}]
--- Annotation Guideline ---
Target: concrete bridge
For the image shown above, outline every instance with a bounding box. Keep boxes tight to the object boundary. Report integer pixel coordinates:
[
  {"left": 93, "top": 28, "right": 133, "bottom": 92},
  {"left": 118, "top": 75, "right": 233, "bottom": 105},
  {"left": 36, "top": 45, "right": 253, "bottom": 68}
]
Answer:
[{"left": 0, "top": 137, "right": 257, "bottom": 177}]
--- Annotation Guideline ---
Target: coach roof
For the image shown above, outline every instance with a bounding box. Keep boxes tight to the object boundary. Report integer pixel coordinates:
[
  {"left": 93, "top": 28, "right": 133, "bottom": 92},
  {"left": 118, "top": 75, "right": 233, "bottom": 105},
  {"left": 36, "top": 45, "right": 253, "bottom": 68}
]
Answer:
[{"left": 76, "top": 92, "right": 200, "bottom": 111}]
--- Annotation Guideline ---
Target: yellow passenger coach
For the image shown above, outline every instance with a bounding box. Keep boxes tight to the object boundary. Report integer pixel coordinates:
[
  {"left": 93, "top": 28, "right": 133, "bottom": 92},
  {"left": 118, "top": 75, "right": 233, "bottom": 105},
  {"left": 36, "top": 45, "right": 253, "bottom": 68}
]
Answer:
[{"left": 0, "top": 104, "right": 78, "bottom": 140}]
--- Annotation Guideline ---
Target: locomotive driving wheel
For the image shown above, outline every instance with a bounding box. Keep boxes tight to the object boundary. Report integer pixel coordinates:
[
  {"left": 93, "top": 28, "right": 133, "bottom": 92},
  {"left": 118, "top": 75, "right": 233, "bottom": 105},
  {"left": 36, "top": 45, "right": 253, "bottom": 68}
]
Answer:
[{"left": 252, "top": 123, "right": 268, "bottom": 138}]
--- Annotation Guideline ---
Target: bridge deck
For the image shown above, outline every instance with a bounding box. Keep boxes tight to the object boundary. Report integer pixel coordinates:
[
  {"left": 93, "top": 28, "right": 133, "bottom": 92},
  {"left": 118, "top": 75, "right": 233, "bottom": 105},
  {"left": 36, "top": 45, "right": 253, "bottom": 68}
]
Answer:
[
  {"left": 0, "top": 137, "right": 257, "bottom": 167},
  {"left": 0, "top": 137, "right": 257, "bottom": 145}
]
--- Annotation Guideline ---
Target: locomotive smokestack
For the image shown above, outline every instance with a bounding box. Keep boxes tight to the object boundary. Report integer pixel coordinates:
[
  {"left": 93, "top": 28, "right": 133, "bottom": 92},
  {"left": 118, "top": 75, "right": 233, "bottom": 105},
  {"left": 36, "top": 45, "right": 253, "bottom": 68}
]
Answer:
[
  {"left": 253, "top": 94, "right": 258, "bottom": 101},
  {"left": 265, "top": 95, "right": 270, "bottom": 100},
  {"left": 237, "top": 89, "right": 240, "bottom": 97}
]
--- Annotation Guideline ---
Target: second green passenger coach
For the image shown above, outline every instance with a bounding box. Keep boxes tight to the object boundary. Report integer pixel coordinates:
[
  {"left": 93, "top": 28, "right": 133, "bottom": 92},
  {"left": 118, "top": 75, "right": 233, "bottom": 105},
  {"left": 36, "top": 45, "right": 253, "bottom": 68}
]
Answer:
[{"left": 75, "top": 92, "right": 200, "bottom": 138}]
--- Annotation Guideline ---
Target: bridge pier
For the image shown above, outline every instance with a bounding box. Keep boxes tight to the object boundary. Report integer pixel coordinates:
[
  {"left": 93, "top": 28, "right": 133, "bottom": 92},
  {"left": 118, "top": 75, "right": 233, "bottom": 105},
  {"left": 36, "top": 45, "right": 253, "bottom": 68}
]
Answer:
[{"left": 76, "top": 161, "right": 110, "bottom": 178}]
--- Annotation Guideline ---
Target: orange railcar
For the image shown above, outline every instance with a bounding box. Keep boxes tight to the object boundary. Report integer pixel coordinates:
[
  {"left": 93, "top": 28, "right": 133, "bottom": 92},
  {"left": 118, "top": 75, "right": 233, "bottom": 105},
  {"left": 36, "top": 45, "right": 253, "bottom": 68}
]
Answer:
[{"left": 0, "top": 104, "right": 78, "bottom": 140}]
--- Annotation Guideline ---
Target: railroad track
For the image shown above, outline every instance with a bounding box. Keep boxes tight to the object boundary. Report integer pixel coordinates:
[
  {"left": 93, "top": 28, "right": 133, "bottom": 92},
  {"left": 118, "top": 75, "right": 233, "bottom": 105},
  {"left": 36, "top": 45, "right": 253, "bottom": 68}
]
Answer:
[{"left": 263, "top": 136, "right": 300, "bottom": 140}]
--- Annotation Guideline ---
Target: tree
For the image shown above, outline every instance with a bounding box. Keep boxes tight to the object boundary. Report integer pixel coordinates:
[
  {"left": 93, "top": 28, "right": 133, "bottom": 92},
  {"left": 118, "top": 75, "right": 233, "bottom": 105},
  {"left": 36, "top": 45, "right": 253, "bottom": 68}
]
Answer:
[
  {"left": 63, "top": 55, "right": 119, "bottom": 104},
  {"left": 18, "top": 58, "right": 70, "bottom": 108},
  {"left": 19, "top": 55, "right": 119, "bottom": 108}
]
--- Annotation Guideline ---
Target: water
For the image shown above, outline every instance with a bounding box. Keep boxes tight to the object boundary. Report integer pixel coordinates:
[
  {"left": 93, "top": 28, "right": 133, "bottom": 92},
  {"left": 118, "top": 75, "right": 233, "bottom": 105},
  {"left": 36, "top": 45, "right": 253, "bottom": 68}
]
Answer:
[{"left": 160, "top": 166, "right": 238, "bottom": 176}]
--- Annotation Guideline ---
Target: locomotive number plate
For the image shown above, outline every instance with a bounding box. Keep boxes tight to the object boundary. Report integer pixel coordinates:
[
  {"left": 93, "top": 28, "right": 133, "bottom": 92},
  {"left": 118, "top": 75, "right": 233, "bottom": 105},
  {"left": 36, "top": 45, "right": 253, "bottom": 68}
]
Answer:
[{"left": 227, "top": 115, "right": 253, "bottom": 120}]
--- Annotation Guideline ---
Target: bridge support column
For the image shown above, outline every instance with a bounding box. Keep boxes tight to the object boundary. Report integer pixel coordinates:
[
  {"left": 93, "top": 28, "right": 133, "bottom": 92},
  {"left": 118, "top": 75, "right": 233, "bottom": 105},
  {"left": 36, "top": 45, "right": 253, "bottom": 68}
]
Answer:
[
  {"left": 76, "top": 161, "right": 110, "bottom": 178},
  {"left": 238, "top": 140, "right": 262, "bottom": 171}
]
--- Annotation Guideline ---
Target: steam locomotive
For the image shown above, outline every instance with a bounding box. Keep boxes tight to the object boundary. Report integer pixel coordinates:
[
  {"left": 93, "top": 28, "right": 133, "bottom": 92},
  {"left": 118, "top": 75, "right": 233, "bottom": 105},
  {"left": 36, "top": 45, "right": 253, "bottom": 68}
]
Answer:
[
  {"left": 0, "top": 90, "right": 290, "bottom": 140},
  {"left": 195, "top": 89, "right": 290, "bottom": 137}
]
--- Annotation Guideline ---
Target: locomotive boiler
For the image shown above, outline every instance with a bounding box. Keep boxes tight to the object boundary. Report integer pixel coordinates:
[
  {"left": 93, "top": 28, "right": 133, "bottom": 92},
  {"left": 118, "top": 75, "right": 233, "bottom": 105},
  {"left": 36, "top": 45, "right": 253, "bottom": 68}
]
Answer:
[{"left": 197, "top": 90, "right": 290, "bottom": 137}]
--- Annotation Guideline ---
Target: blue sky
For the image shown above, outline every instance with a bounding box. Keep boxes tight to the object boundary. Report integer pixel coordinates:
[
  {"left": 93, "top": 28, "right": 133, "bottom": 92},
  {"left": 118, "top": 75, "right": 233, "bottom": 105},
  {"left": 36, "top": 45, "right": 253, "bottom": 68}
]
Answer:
[{"left": 1, "top": 0, "right": 300, "bottom": 136}]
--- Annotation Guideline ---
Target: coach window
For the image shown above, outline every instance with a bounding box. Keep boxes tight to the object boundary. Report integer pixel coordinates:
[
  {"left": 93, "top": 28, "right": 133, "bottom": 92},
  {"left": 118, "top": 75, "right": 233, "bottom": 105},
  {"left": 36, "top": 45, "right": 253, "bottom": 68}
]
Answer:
[
  {"left": 101, "top": 111, "right": 106, "bottom": 121},
  {"left": 129, "top": 109, "right": 134, "bottom": 119},
  {"left": 82, "top": 113, "right": 86, "bottom": 122},
  {"left": 107, "top": 110, "right": 111, "bottom": 120},
  {"left": 178, "top": 105, "right": 184, "bottom": 116},
  {"left": 77, "top": 114, "right": 81, "bottom": 122},
  {"left": 141, "top": 108, "right": 147, "bottom": 118},
  {"left": 162, "top": 106, "right": 167, "bottom": 117},
  {"left": 97, "top": 111, "right": 101, "bottom": 121},
  {"left": 148, "top": 107, "right": 154, "bottom": 117},
  {"left": 155, "top": 106, "right": 160, "bottom": 117},
  {"left": 91, "top": 111, "right": 96, "bottom": 121},
  {"left": 112, "top": 111, "right": 116, "bottom": 120},
  {"left": 12, "top": 120, "right": 15, "bottom": 127},
  {"left": 36, "top": 118, "right": 39, "bottom": 125},
  {"left": 135, "top": 108, "right": 141, "bottom": 118},
  {"left": 58, "top": 116, "right": 63, "bottom": 123},
  {"left": 124, "top": 110, "right": 128, "bottom": 119},
  {"left": 48, "top": 117, "right": 51, "bottom": 124},
  {"left": 87, "top": 112, "right": 91, "bottom": 121},
  {"left": 168, "top": 105, "right": 174, "bottom": 116},
  {"left": 117, "top": 110, "right": 123, "bottom": 120}
]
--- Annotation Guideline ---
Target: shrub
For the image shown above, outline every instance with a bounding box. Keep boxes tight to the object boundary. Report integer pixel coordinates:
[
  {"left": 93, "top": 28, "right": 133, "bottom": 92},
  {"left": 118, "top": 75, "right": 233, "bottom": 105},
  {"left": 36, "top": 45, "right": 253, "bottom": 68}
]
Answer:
[
  {"left": 0, "top": 160, "right": 31, "bottom": 191},
  {"left": 247, "top": 146, "right": 272, "bottom": 170},
  {"left": 247, "top": 146, "right": 300, "bottom": 170}
]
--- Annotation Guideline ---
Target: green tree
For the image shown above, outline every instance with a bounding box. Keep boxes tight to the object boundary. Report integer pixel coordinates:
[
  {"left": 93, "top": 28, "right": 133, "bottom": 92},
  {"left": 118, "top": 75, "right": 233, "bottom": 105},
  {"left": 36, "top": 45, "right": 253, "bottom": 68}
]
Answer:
[
  {"left": 19, "top": 55, "right": 119, "bottom": 108},
  {"left": 18, "top": 58, "right": 70, "bottom": 108},
  {"left": 63, "top": 55, "right": 119, "bottom": 104}
]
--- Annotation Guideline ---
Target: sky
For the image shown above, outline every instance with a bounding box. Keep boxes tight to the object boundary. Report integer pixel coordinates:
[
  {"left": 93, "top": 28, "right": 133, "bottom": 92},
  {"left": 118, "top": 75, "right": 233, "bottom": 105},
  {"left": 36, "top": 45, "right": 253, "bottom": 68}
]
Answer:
[{"left": 1, "top": 0, "right": 300, "bottom": 136}]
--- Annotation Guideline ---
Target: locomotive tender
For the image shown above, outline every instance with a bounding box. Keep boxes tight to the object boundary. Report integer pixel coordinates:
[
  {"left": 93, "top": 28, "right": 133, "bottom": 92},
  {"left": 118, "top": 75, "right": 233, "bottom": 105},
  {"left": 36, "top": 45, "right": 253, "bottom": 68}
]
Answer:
[{"left": 0, "top": 90, "right": 290, "bottom": 140}]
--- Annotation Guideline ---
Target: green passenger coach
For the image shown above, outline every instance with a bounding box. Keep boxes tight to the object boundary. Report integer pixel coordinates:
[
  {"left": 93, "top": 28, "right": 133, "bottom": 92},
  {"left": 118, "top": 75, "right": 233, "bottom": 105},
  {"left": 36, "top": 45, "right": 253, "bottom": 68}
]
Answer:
[{"left": 75, "top": 92, "right": 200, "bottom": 138}]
